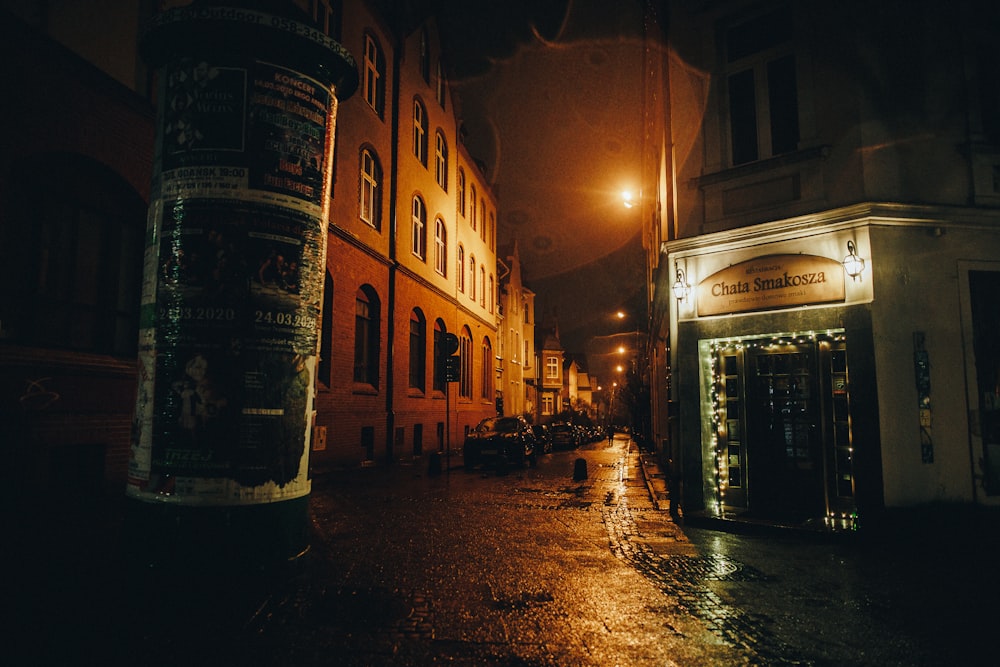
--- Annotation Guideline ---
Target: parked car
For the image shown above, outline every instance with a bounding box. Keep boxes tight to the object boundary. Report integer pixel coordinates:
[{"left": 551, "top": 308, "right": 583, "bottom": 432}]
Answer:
[
  {"left": 463, "top": 416, "right": 537, "bottom": 469},
  {"left": 531, "top": 424, "right": 552, "bottom": 454},
  {"left": 548, "top": 422, "right": 579, "bottom": 450}
]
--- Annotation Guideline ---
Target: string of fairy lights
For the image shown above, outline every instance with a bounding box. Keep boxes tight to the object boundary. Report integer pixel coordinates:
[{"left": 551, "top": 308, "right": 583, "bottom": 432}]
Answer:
[{"left": 706, "top": 329, "right": 858, "bottom": 530}]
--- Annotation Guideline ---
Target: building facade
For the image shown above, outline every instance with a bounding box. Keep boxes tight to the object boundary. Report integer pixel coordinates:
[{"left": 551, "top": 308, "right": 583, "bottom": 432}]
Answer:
[
  {"left": 651, "top": 0, "right": 1000, "bottom": 528},
  {"left": 534, "top": 325, "right": 566, "bottom": 425},
  {"left": 497, "top": 241, "right": 537, "bottom": 421},
  {"left": 0, "top": 3, "right": 155, "bottom": 501},
  {"left": 0, "top": 0, "right": 506, "bottom": 503},
  {"left": 310, "top": 3, "right": 499, "bottom": 467}
]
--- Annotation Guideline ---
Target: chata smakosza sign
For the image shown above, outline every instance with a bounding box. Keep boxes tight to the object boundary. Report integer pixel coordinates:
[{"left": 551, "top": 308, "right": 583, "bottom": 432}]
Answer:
[{"left": 696, "top": 254, "right": 845, "bottom": 316}]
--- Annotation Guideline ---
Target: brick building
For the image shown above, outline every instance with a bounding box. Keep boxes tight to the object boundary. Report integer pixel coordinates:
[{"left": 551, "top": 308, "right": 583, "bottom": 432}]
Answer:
[
  {"left": 313, "top": 3, "right": 498, "bottom": 467},
  {"left": 0, "top": 1, "right": 503, "bottom": 501},
  {"left": 0, "top": 3, "right": 154, "bottom": 501}
]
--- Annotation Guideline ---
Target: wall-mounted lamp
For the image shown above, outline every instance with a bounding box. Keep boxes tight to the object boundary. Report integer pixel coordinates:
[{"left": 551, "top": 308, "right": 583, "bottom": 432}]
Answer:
[
  {"left": 843, "top": 240, "right": 865, "bottom": 280},
  {"left": 672, "top": 263, "right": 691, "bottom": 301}
]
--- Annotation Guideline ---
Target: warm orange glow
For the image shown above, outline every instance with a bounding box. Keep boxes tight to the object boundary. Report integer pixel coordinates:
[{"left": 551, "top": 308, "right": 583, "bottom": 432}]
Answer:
[
  {"left": 622, "top": 190, "right": 636, "bottom": 208},
  {"left": 617, "top": 346, "right": 626, "bottom": 354},
  {"left": 616, "top": 311, "right": 626, "bottom": 320}
]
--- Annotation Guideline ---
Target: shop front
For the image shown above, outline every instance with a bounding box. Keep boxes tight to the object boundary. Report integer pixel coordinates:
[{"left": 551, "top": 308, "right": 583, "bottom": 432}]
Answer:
[{"left": 667, "top": 206, "right": 1000, "bottom": 532}]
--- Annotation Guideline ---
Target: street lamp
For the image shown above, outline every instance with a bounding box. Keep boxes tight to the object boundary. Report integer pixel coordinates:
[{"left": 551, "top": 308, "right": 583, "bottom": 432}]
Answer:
[
  {"left": 843, "top": 240, "right": 865, "bottom": 280},
  {"left": 672, "top": 263, "right": 690, "bottom": 301}
]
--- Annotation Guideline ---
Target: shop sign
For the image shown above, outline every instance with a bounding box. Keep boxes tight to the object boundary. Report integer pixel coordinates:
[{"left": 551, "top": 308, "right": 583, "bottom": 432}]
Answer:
[{"left": 697, "top": 254, "right": 845, "bottom": 316}]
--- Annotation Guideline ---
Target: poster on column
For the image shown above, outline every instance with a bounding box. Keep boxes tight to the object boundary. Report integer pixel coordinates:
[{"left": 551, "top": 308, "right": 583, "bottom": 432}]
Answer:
[{"left": 128, "top": 57, "right": 332, "bottom": 505}]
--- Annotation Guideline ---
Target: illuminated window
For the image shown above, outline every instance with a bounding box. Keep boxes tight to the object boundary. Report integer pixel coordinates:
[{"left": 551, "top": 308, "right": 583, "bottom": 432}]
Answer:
[
  {"left": 363, "top": 33, "right": 385, "bottom": 117},
  {"left": 413, "top": 98, "right": 427, "bottom": 166},
  {"left": 469, "top": 256, "right": 476, "bottom": 301},
  {"left": 435, "top": 131, "right": 448, "bottom": 191},
  {"left": 411, "top": 195, "right": 426, "bottom": 260},
  {"left": 460, "top": 329, "right": 473, "bottom": 399},
  {"left": 546, "top": 356, "right": 559, "bottom": 379},
  {"left": 542, "top": 395, "right": 554, "bottom": 415},
  {"left": 360, "top": 148, "right": 381, "bottom": 229},
  {"left": 469, "top": 185, "right": 477, "bottom": 230},
  {"left": 434, "top": 217, "right": 446, "bottom": 276},
  {"left": 481, "top": 337, "right": 493, "bottom": 399},
  {"left": 479, "top": 266, "right": 486, "bottom": 307}
]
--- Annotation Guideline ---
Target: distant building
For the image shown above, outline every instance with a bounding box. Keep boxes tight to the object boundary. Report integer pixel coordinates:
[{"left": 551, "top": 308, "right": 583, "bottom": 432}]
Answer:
[
  {"left": 563, "top": 355, "right": 594, "bottom": 420},
  {"left": 497, "top": 241, "right": 536, "bottom": 421},
  {"left": 534, "top": 322, "right": 565, "bottom": 424}
]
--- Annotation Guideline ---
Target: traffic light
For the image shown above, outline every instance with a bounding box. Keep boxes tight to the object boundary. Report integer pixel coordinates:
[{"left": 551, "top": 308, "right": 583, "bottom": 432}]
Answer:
[{"left": 445, "top": 355, "right": 461, "bottom": 382}]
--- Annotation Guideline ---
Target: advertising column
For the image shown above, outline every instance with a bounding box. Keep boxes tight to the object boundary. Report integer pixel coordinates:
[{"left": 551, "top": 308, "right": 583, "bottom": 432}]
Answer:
[{"left": 128, "top": 4, "right": 357, "bottom": 569}]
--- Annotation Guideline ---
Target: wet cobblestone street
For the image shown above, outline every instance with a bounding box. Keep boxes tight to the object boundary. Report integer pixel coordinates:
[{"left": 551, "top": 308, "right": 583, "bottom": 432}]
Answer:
[{"left": 12, "top": 435, "right": 997, "bottom": 666}]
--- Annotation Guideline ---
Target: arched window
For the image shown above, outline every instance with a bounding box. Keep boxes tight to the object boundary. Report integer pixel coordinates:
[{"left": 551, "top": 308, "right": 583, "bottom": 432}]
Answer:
[
  {"left": 434, "top": 130, "right": 448, "bottom": 191},
  {"left": 481, "top": 337, "right": 493, "bottom": 400},
  {"left": 479, "top": 200, "right": 487, "bottom": 241},
  {"left": 363, "top": 33, "right": 386, "bottom": 117},
  {"left": 354, "top": 286, "right": 380, "bottom": 387},
  {"left": 433, "top": 319, "right": 446, "bottom": 392},
  {"left": 459, "top": 327, "right": 473, "bottom": 399},
  {"left": 411, "top": 195, "right": 426, "bottom": 260},
  {"left": 488, "top": 274, "right": 495, "bottom": 314},
  {"left": 409, "top": 308, "right": 426, "bottom": 391},
  {"left": 360, "top": 147, "right": 382, "bottom": 229},
  {"left": 469, "top": 185, "right": 477, "bottom": 230},
  {"left": 469, "top": 256, "right": 476, "bottom": 301},
  {"left": 457, "top": 168, "right": 466, "bottom": 217},
  {"left": 480, "top": 266, "right": 486, "bottom": 307},
  {"left": 412, "top": 98, "right": 427, "bottom": 166},
  {"left": 457, "top": 245, "right": 465, "bottom": 292},
  {"left": 488, "top": 211, "right": 495, "bottom": 251},
  {"left": 434, "top": 217, "right": 447, "bottom": 276}
]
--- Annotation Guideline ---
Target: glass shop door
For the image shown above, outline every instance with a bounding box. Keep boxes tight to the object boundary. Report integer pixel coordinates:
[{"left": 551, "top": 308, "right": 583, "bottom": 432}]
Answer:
[
  {"left": 745, "top": 342, "right": 825, "bottom": 521},
  {"left": 713, "top": 334, "right": 855, "bottom": 522}
]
